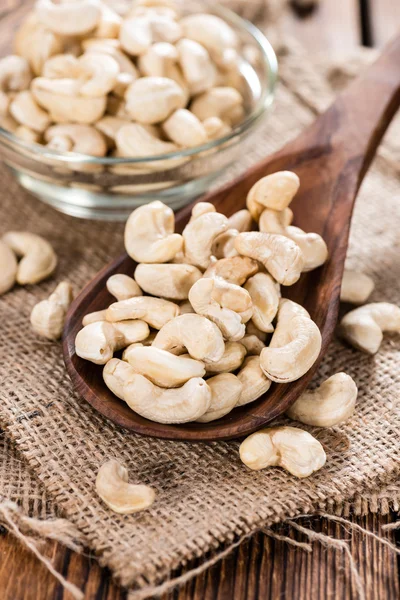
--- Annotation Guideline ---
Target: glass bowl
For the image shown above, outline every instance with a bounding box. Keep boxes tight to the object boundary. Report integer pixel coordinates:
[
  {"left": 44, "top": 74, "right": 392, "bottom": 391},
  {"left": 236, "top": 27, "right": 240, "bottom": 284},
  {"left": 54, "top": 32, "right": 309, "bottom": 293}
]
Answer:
[{"left": 0, "top": 0, "right": 277, "bottom": 220}]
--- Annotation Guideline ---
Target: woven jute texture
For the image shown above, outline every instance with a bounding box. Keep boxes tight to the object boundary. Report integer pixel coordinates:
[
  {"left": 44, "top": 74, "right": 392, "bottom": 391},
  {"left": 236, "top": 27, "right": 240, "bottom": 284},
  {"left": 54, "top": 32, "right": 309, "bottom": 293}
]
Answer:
[{"left": 0, "top": 8, "right": 400, "bottom": 596}]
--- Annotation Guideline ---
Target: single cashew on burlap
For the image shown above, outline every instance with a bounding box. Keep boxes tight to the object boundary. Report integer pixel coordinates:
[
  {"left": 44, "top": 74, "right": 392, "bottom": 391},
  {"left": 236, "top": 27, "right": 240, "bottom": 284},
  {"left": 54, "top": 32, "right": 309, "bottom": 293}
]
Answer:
[{"left": 96, "top": 459, "right": 155, "bottom": 515}]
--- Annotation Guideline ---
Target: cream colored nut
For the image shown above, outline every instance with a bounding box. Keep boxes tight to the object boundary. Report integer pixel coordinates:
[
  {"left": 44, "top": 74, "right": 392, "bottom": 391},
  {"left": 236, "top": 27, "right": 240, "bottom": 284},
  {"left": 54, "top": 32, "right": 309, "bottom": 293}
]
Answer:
[
  {"left": 30, "top": 281, "right": 73, "bottom": 340},
  {"left": 287, "top": 372, "right": 358, "bottom": 427},
  {"left": 42, "top": 54, "right": 82, "bottom": 79},
  {"left": 107, "top": 274, "right": 142, "bottom": 301},
  {"left": 236, "top": 355, "right": 271, "bottom": 406},
  {"left": 163, "top": 109, "right": 208, "bottom": 148},
  {"left": 258, "top": 207, "right": 293, "bottom": 233},
  {"left": 227, "top": 209, "right": 252, "bottom": 232},
  {"left": 45, "top": 125, "right": 107, "bottom": 157},
  {"left": 82, "top": 309, "right": 108, "bottom": 326},
  {"left": 247, "top": 172, "right": 300, "bottom": 221},
  {"left": 191, "top": 87, "right": 242, "bottom": 122},
  {"left": 45, "top": 134, "right": 72, "bottom": 152},
  {"left": 338, "top": 302, "right": 400, "bottom": 354},
  {"left": 204, "top": 341, "right": 246, "bottom": 374},
  {"left": 120, "top": 13, "right": 181, "bottom": 56},
  {"left": 2, "top": 231, "right": 57, "bottom": 285},
  {"left": 260, "top": 299, "right": 321, "bottom": 383},
  {"left": 246, "top": 321, "right": 268, "bottom": 342},
  {"left": 202, "top": 116, "right": 231, "bottom": 140},
  {"left": 340, "top": 270, "right": 375, "bottom": 304},
  {"left": 245, "top": 273, "right": 280, "bottom": 333},
  {"left": 10, "top": 91, "right": 50, "bottom": 133},
  {"left": 94, "top": 2, "right": 122, "bottom": 38},
  {"left": 212, "top": 229, "right": 239, "bottom": 259},
  {"left": 125, "top": 76, "right": 185, "bottom": 124},
  {"left": 75, "top": 320, "right": 150, "bottom": 364},
  {"left": 182, "top": 211, "right": 228, "bottom": 269},
  {"left": 138, "top": 42, "right": 178, "bottom": 77},
  {"left": 115, "top": 123, "right": 183, "bottom": 171},
  {"left": 15, "top": 14, "right": 63, "bottom": 76},
  {"left": 179, "top": 300, "right": 194, "bottom": 315},
  {"left": 122, "top": 332, "right": 157, "bottom": 359},
  {"left": 235, "top": 232, "right": 304, "bottom": 286},
  {"left": 189, "top": 202, "right": 216, "bottom": 221},
  {"left": 104, "top": 358, "right": 211, "bottom": 423},
  {"left": 114, "top": 72, "right": 137, "bottom": 98},
  {"left": 134, "top": 263, "right": 202, "bottom": 300},
  {"left": 96, "top": 459, "right": 155, "bottom": 514},
  {"left": 239, "top": 426, "right": 326, "bottom": 477},
  {"left": 106, "top": 296, "right": 179, "bottom": 329},
  {"left": 78, "top": 52, "right": 120, "bottom": 97},
  {"left": 122, "top": 345, "right": 205, "bottom": 387},
  {"left": 15, "top": 126, "right": 41, "bottom": 144},
  {"left": 83, "top": 39, "right": 139, "bottom": 76},
  {"left": 177, "top": 38, "right": 217, "bottom": 94},
  {"left": 0, "top": 55, "right": 31, "bottom": 93},
  {"left": 189, "top": 277, "right": 251, "bottom": 341},
  {"left": 196, "top": 373, "right": 242, "bottom": 422},
  {"left": 180, "top": 14, "right": 238, "bottom": 65},
  {"left": 124, "top": 200, "right": 183, "bottom": 263},
  {"left": 0, "top": 240, "right": 18, "bottom": 295},
  {"left": 240, "top": 335, "right": 265, "bottom": 356},
  {"left": 204, "top": 256, "right": 258, "bottom": 286},
  {"left": 31, "top": 78, "right": 106, "bottom": 124},
  {"left": 153, "top": 313, "right": 225, "bottom": 362},
  {"left": 95, "top": 116, "right": 129, "bottom": 146},
  {"left": 36, "top": 0, "right": 102, "bottom": 36}
]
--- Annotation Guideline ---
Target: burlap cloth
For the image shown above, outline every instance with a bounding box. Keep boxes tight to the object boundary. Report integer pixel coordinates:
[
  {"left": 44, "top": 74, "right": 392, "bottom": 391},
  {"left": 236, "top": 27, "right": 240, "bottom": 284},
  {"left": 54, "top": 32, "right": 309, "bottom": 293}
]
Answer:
[{"left": 0, "top": 2, "right": 399, "bottom": 597}]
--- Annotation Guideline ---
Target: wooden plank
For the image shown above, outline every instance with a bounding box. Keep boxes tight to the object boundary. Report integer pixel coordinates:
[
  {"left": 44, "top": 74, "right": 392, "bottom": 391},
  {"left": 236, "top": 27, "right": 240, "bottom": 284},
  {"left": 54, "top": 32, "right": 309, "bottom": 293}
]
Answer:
[
  {"left": 370, "top": 0, "right": 400, "bottom": 47},
  {"left": 283, "top": 0, "right": 361, "bottom": 56}
]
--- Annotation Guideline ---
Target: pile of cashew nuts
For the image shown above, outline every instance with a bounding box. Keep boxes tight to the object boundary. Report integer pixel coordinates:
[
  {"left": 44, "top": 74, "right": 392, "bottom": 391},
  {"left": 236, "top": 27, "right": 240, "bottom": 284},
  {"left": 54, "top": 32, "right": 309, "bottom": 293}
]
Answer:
[{"left": 0, "top": 0, "right": 247, "bottom": 158}]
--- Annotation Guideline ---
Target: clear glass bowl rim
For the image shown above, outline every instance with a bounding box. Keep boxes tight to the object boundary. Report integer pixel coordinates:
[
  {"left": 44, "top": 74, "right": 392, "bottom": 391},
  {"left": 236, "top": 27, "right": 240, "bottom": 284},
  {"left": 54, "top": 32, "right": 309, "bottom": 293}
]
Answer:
[{"left": 0, "top": 1, "right": 278, "bottom": 166}]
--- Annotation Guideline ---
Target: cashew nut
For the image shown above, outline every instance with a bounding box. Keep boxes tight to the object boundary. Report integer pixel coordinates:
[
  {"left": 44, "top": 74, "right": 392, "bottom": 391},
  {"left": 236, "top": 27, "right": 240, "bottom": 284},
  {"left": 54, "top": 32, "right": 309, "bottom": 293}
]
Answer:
[
  {"left": 122, "top": 345, "right": 205, "bottom": 387},
  {"left": 94, "top": 2, "right": 122, "bottom": 39},
  {"left": 260, "top": 299, "right": 322, "bottom": 383},
  {"left": 340, "top": 270, "right": 375, "bottom": 304},
  {"left": 240, "top": 335, "right": 266, "bottom": 356},
  {"left": 106, "top": 274, "right": 142, "bottom": 301},
  {"left": 75, "top": 320, "right": 150, "bottom": 364},
  {"left": 134, "top": 263, "right": 202, "bottom": 300},
  {"left": 153, "top": 313, "right": 225, "bottom": 362},
  {"left": 45, "top": 125, "right": 108, "bottom": 156},
  {"left": 338, "top": 302, "right": 400, "bottom": 354},
  {"left": 176, "top": 38, "right": 217, "bottom": 95},
  {"left": 182, "top": 211, "right": 228, "bottom": 269},
  {"left": 82, "top": 309, "right": 108, "bottom": 326},
  {"left": 239, "top": 426, "right": 326, "bottom": 477},
  {"left": 30, "top": 281, "right": 74, "bottom": 340},
  {"left": 189, "top": 202, "right": 216, "bottom": 221},
  {"left": 96, "top": 459, "right": 155, "bottom": 514},
  {"left": 15, "top": 126, "right": 41, "bottom": 143},
  {"left": 36, "top": 0, "right": 102, "bottom": 36},
  {"left": 125, "top": 76, "right": 185, "bottom": 124},
  {"left": 115, "top": 123, "right": 182, "bottom": 170},
  {"left": 236, "top": 355, "right": 271, "bottom": 406},
  {"left": 202, "top": 116, "right": 231, "bottom": 140},
  {"left": 138, "top": 42, "right": 178, "bottom": 76},
  {"left": 83, "top": 39, "right": 139, "bottom": 77},
  {"left": 95, "top": 116, "right": 129, "bottom": 146},
  {"left": 190, "top": 86, "right": 242, "bottom": 122},
  {"left": 15, "top": 14, "right": 64, "bottom": 76},
  {"left": 163, "top": 108, "right": 208, "bottom": 148},
  {"left": 106, "top": 296, "right": 179, "bottom": 330},
  {"left": 204, "top": 256, "right": 258, "bottom": 286},
  {"left": 10, "top": 91, "right": 50, "bottom": 133},
  {"left": 212, "top": 229, "right": 239, "bottom": 259},
  {"left": 235, "top": 232, "right": 304, "bottom": 286},
  {"left": 120, "top": 12, "right": 182, "bottom": 56},
  {"left": 78, "top": 52, "right": 120, "bottom": 97},
  {"left": 0, "top": 240, "right": 18, "bottom": 295},
  {"left": 227, "top": 209, "right": 252, "bottom": 232},
  {"left": 287, "top": 372, "right": 358, "bottom": 427},
  {"left": 124, "top": 201, "right": 183, "bottom": 263},
  {"left": 246, "top": 171, "right": 300, "bottom": 220},
  {"left": 196, "top": 373, "right": 242, "bottom": 422},
  {"left": 2, "top": 231, "right": 57, "bottom": 285},
  {"left": 204, "top": 341, "right": 246, "bottom": 374},
  {"left": 244, "top": 273, "right": 280, "bottom": 333},
  {"left": 0, "top": 55, "right": 32, "bottom": 94},
  {"left": 180, "top": 13, "right": 238, "bottom": 66}
]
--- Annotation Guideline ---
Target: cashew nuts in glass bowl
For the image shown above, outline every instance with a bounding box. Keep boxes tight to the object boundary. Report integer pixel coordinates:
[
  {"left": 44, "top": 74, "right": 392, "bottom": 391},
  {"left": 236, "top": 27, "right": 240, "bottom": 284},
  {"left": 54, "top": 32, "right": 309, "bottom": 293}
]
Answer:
[{"left": 0, "top": 0, "right": 277, "bottom": 220}]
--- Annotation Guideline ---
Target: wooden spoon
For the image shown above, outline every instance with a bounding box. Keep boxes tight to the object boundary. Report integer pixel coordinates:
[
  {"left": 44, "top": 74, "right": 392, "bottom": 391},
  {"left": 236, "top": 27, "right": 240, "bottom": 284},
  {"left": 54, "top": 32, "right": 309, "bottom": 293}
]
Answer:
[{"left": 63, "top": 35, "right": 400, "bottom": 441}]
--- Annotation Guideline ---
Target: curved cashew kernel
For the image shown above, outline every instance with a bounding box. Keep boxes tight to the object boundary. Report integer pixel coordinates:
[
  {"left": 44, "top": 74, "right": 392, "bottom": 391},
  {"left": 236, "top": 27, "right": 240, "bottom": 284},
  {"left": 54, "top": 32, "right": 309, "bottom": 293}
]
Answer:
[
  {"left": 106, "top": 274, "right": 142, "bottom": 301},
  {"left": 287, "top": 372, "right": 358, "bottom": 427},
  {"left": 78, "top": 52, "right": 120, "bottom": 97},
  {"left": 182, "top": 211, "right": 228, "bottom": 269},
  {"left": 45, "top": 125, "right": 107, "bottom": 157},
  {"left": 36, "top": 0, "right": 102, "bottom": 36},
  {"left": 227, "top": 209, "right": 253, "bottom": 232},
  {"left": 106, "top": 296, "right": 179, "bottom": 330},
  {"left": 163, "top": 108, "right": 208, "bottom": 148},
  {"left": 236, "top": 355, "right": 271, "bottom": 406},
  {"left": 196, "top": 373, "right": 242, "bottom": 422},
  {"left": 204, "top": 341, "right": 246, "bottom": 374},
  {"left": 260, "top": 299, "right": 321, "bottom": 383},
  {"left": 212, "top": 229, "right": 239, "bottom": 259},
  {"left": 82, "top": 309, "right": 108, "bottom": 326},
  {"left": 138, "top": 42, "right": 178, "bottom": 77},
  {"left": 0, "top": 240, "right": 18, "bottom": 295},
  {"left": 190, "top": 86, "right": 242, "bottom": 122},
  {"left": 115, "top": 123, "right": 183, "bottom": 171},
  {"left": 246, "top": 171, "right": 300, "bottom": 220},
  {"left": 134, "top": 263, "right": 202, "bottom": 300},
  {"left": 124, "top": 200, "right": 183, "bottom": 263},
  {"left": 240, "top": 335, "right": 265, "bottom": 356},
  {"left": 0, "top": 55, "right": 31, "bottom": 93},
  {"left": 15, "top": 14, "right": 64, "bottom": 76},
  {"left": 338, "top": 302, "right": 400, "bottom": 354},
  {"left": 180, "top": 13, "right": 238, "bottom": 65},
  {"left": 177, "top": 38, "right": 217, "bottom": 95},
  {"left": 204, "top": 256, "right": 258, "bottom": 286},
  {"left": 122, "top": 345, "right": 205, "bottom": 387},
  {"left": 244, "top": 273, "right": 280, "bottom": 333},
  {"left": 96, "top": 459, "right": 155, "bottom": 514},
  {"left": 340, "top": 270, "right": 375, "bottom": 304},
  {"left": 258, "top": 207, "right": 294, "bottom": 233},
  {"left": 2, "top": 231, "right": 57, "bottom": 285},
  {"left": 189, "top": 277, "right": 251, "bottom": 341},
  {"left": 30, "top": 281, "right": 73, "bottom": 340},
  {"left": 83, "top": 39, "right": 139, "bottom": 77},
  {"left": 42, "top": 54, "right": 83, "bottom": 79},
  {"left": 120, "top": 13, "right": 181, "bottom": 56},
  {"left": 125, "top": 76, "right": 185, "bottom": 124},
  {"left": 203, "top": 116, "right": 231, "bottom": 140},
  {"left": 153, "top": 313, "right": 225, "bottom": 362},
  {"left": 10, "top": 91, "right": 50, "bottom": 133},
  {"left": 189, "top": 202, "right": 216, "bottom": 221},
  {"left": 179, "top": 300, "right": 194, "bottom": 315},
  {"left": 75, "top": 320, "right": 150, "bottom": 364},
  {"left": 239, "top": 426, "right": 326, "bottom": 477},
  {"left": 235, "top": 232, "right": 304, "bottom": 286}
]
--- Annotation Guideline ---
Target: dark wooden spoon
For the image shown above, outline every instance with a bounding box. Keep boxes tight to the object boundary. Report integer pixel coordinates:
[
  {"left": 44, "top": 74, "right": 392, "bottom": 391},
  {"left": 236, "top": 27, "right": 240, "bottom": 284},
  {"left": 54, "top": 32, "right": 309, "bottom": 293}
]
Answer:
[{"left": 63, "top": 34, "right": 400, "bottom": 441}]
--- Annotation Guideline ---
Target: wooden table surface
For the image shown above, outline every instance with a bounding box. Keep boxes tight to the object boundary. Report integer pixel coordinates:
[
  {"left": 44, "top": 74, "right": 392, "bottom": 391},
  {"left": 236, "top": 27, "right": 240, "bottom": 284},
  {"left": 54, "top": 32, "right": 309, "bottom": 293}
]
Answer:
[{"left": 1, "top": 1, "right": 399, "bottom": 599}]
